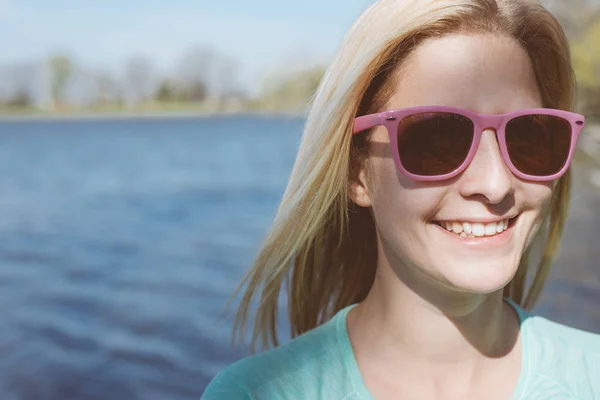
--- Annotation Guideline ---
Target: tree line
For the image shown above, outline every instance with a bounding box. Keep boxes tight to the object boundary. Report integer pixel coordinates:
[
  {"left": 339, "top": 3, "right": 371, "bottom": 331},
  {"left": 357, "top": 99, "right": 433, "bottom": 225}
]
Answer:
[
  {"left": 0, "top": 46, "right": 244, "bottom": 112},
  {"left": 0, "top": 0, "right": 599, "bottom": 118},
  {"left": 0, "top": 43, "right": 327, "bottom": 115}
]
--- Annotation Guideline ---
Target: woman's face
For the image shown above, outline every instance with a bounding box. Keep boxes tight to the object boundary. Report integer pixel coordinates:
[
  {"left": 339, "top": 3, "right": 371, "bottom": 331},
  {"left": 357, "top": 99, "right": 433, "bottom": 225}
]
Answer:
[{"left": 351, "top": 33, "right": 554, "bottom": 294}]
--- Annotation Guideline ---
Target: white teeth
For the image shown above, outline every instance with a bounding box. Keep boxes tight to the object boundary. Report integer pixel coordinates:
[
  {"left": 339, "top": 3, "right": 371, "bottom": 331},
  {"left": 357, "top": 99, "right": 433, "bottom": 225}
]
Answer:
[
  {"left": 484, "top": 223, "right": 497, "bottom": 236},
  {"left": 472, "top": 223, "right": 485, "bottom": 237},
  {"left": 441, "top": 218, "right": 510, "bottom": 238},
  {"left": 496, "top": 221, "right": 504, "bottom": 233},
  {"left": 463, "top": 222, "right": 472, "bottom": 234},
  {"left": 452, "top": 222, "right": 463, "bottom": 234}
]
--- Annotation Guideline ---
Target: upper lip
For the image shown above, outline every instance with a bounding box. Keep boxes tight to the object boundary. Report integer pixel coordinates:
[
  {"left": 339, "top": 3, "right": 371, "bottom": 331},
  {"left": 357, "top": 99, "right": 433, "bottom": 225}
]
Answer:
[{"left": 436, "top": 214, "right": 519, "bottom": 224}]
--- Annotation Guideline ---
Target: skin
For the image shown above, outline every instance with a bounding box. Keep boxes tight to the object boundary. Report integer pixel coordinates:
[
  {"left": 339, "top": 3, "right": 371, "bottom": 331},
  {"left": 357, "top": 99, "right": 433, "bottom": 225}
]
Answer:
[{"left": 347, "top": 33, "right": 554, "bottom": 400}]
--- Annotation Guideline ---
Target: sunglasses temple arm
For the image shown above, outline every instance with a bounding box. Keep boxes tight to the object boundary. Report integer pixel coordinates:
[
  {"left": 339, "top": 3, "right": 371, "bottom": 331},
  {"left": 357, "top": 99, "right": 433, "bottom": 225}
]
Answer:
[{"left": 353, "top": 113, "right": 383, "bottom": 134}]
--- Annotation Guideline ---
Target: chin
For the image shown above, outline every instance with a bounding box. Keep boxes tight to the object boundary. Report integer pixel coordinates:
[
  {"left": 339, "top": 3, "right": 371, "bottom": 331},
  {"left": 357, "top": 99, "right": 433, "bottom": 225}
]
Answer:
[
  {"left": 437, "top": 258, "right": 519, "bottom": 294},
  {"left": 424, "top": 215, "right": 529, "bottom": 294}
]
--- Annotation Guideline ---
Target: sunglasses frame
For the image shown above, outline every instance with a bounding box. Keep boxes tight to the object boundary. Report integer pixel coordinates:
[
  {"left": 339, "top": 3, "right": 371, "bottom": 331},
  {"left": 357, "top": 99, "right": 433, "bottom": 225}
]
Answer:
[{"left": 353, "top": 106, "right": 586, "bottom": 182}]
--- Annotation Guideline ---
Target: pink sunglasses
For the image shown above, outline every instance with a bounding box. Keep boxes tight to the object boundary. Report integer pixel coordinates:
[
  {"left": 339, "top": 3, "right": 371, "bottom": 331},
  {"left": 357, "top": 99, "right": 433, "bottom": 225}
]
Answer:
[{"left": 353, "top": 106, "right": 585, "bottom": 182}]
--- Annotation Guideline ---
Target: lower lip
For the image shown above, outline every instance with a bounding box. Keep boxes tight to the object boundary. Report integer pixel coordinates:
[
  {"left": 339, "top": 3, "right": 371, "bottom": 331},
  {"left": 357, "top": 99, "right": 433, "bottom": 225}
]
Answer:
[{"left": 434, "top": 220, "right": 515, "bottom": 248}]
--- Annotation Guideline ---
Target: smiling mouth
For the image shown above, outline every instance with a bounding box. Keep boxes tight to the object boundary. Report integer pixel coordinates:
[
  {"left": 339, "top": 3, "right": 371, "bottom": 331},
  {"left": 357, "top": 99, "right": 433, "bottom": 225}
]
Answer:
[{"left": 435, "top": 216, "right": 518, "bottom": 239}]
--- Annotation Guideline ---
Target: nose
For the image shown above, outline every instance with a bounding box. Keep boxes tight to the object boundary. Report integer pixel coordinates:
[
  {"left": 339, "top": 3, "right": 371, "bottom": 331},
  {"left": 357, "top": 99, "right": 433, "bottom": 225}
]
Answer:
[{"left": 458, "top": 129, "right": 514, "bottom": 204}]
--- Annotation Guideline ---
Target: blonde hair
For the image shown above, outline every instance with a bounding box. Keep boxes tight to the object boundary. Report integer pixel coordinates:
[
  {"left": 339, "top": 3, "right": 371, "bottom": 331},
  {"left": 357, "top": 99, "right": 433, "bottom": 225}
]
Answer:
[{"left": 233, "top": 0, "right": 576, "bottom": 351}]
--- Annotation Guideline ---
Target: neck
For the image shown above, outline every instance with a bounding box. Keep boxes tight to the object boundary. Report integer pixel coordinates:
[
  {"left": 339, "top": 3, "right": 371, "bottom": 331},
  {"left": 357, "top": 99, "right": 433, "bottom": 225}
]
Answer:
[{"left": 348, "top": 256, "right": 520, "bottom": 369}]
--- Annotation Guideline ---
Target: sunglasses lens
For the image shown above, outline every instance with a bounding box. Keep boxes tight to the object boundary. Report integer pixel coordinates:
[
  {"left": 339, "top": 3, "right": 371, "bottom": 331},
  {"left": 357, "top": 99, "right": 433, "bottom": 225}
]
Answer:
[
  {"left": 505, "top": 115, "right": 572, "bottom": 177},
  {"left": 397, "top": 112, "right": 474, "bottom": 176}
]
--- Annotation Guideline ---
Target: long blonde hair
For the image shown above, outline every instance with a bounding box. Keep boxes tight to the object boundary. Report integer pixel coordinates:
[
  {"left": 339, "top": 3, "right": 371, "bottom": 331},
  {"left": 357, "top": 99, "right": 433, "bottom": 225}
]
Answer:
[{"left": 233, "top": 0, "right": 576, "bottom": 351}]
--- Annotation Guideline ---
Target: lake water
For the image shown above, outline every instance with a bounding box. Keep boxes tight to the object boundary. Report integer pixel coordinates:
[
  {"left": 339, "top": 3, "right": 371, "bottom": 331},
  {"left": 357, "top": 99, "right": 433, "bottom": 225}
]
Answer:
[{"left": 0, "top": 116, "right": 598, "bottom": 399}]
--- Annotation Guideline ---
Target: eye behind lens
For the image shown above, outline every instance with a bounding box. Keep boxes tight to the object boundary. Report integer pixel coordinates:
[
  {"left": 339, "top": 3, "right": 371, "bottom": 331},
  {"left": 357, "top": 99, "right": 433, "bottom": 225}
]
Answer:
[
  {"left": 397, "top": 112, "right": 474, "bottom": 176},
  {"left": 505, "top": 114, "right": 571, "bottom": 177}
]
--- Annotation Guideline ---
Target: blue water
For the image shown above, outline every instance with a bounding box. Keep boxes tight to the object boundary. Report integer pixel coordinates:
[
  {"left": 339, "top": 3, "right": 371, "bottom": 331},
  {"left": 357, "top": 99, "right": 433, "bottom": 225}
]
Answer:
[
  {"left": 0, "top": 116, "right": 598, "bottom": 399},
  {"left": 0, "top": 116, "right": 302, "bottom": 399}
]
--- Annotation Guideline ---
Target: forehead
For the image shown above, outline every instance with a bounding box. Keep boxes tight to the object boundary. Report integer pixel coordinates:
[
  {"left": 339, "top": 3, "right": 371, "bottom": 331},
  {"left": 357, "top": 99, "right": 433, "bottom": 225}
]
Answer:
[{"left": 386, "top": 33, "right": 542, "bottom": 114}]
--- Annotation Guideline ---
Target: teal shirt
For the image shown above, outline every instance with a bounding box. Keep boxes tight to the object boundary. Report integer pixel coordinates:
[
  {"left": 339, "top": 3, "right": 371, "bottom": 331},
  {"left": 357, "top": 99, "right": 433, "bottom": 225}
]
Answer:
[{"left": 202, "top": 300, "right": 600, "bottom": 399}]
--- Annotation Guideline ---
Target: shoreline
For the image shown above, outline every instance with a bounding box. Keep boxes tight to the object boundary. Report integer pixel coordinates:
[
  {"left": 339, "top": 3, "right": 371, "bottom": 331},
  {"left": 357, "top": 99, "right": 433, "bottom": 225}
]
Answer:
[{"left": 0, "top": 110, "right": 306, "bottom": 122}]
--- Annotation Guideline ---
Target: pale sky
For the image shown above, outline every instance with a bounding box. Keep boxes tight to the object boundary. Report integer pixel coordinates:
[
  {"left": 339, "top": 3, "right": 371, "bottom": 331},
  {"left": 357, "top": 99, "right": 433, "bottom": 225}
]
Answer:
[{"left": 0, "top": 0, "right": 373, "bottom": 92}]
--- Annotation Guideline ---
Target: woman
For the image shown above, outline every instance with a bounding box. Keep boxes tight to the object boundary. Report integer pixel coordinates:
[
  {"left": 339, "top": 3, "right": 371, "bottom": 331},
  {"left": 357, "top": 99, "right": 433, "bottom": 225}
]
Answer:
[{"left": 203, "top": 0, "right": 600, "bottom": 398}]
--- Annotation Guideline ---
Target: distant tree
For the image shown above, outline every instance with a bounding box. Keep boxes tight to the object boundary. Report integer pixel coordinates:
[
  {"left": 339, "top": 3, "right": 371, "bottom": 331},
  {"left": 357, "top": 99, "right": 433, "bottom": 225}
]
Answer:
[
  {"left": 6, "top": 88, "right": 33, "bottom": 108},
  {"left": 183, "top": 81, "right": 208, "bottom": 102},
  {"left": 212, "top": 55, "right": 241, "bottom": 110},
  {"left": 177, "top": 45, "right": 215, "bottom": 100},
  {"left": 571, "top": 16, "right": 600, "bottom": 119},
  {"left": 155, "top": 80, "right": 179, "bottom": 102},
  {"left": 124, "top": 55, "right": 156, "bottom": 104},
  {"left": 303, "top": 65, "right": 327, "bottom": 98},
  {"left": 542, "top": 0, "right": 600, "bottom": 36},
  {"left": 258, "top": 65, "right": 326, "bottom": 111},
  {"left": 572, "top": 18, "right": 600, "bottom": 87},
  {"left": 93, "top": 70, "right": 122, "bottom": 105},
  {"left": 0, "top": 62, "right": 38, "bottom": 107},
  {"left": 48, "top": 54, "right": 73, "bottom": 108},
  {"left": 213, "top": 55, "right": 235, "bottom": 92}
]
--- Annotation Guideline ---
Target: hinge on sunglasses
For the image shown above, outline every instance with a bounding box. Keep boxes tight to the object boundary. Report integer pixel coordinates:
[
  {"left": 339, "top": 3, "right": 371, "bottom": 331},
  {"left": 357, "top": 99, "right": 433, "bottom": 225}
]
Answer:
[{"left": 385, "top": 116, "right": 396, "bottom": 121}]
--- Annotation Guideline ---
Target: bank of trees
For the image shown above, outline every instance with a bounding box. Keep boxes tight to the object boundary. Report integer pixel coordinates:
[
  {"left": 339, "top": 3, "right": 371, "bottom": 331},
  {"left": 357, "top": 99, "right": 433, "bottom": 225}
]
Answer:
[
  {"left": 1, "top": 0, "right": 599, "bottom": 117},
  {"left": 0, "top": 46, "right": 244, "bottom": 112}
]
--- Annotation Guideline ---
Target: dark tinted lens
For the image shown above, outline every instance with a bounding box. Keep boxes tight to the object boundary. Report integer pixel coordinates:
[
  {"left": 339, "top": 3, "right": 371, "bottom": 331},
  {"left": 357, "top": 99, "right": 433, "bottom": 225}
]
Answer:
[
  {"left": 397, "top": 112, "right": 474, "bottom": 176},
  {"left": 505, "top": 115, "right": 571, "bottom": 176}
]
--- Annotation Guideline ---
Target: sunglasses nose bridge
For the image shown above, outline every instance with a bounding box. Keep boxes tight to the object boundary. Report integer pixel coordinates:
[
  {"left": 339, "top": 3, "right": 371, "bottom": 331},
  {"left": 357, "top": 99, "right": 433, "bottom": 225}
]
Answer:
[
  {"left": 476, "top": 115, "right": 504, "bottom": 134},
  {"left": 480, "top": 126, "right": 498, "bottom": 136}
]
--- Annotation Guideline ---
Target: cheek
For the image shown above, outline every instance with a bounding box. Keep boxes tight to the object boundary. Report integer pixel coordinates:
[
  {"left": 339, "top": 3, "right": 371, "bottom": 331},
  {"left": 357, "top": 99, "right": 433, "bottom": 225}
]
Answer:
[
  {"left": 520, "top": 181, "right": 554, "bottom": 215},
  {"left": 368, "top": 157, "right": 445, "bottom": 234},
  {"left": 368, "top": 158, "right": 450, "bottom": 279},
  {"left": 520, "top": 181, "right": 555, "bottom": 242}
]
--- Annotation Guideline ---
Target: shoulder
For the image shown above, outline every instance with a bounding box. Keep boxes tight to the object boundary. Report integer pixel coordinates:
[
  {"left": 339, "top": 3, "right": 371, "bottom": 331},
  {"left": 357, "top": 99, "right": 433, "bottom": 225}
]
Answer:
[
  {"left": 519, "top": 307, "right": 600, "bottom": 399},
  {"left": 523, "top": 311, "right": 600, "bottom": 351},
  {"left": 202, "top": 306, "right": 358, "bottom": 400},
  {"left": 201, "top": 366, "right": 254, "bottom": 400}
]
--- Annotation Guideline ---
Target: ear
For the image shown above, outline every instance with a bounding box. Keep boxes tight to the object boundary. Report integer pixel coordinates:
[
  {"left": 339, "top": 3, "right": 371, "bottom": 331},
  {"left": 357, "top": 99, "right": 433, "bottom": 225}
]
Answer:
[{"left": 348, "top": 165, "right": 373, "bottom": 208}]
